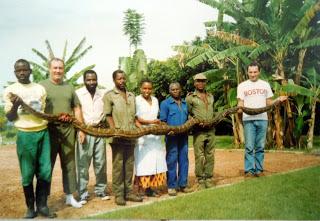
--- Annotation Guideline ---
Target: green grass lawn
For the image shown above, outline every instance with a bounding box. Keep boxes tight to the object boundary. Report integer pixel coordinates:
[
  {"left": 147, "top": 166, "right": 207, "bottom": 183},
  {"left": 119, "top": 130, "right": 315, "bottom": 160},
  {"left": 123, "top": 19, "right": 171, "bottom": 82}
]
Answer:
[{"left": 91, "top": 166, "right": 320, "bottom": 220}]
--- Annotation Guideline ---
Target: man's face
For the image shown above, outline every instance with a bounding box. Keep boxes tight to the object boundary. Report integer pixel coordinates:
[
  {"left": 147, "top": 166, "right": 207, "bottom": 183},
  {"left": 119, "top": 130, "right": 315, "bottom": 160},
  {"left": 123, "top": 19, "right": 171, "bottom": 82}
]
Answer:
[
  {"left": 14, "top": 62, "right": 31, "bottom": 84},
  {"left": 194, "top": 79, "right": 207, "bottom": 91},
  {"left": 84, "top": 73, "right": 97, "bottom": 93},
  {"left": 169, "top": 84, "right": 181, "bottom": 99},
  {"left": 114, "top": 73, "right": 126, "bottom": 90},
  {"left": 248, "top": 65, "right": 260, "bottom": 82},
  {"left": 49, "top": 60, "right": 65, "bottom": 83}
]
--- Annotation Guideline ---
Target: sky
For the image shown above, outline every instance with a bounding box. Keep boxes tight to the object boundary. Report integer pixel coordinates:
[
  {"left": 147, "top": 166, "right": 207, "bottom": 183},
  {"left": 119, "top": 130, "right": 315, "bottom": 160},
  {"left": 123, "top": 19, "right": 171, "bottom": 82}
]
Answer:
[{"left": 0, "top": 0, "right": 219, "bottom": 94}]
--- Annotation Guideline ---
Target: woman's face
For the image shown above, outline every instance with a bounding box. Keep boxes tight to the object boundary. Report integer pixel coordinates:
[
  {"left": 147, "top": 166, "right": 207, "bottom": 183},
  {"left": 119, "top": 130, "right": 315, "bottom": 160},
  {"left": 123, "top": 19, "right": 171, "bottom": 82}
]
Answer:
[{"left": 140, "top": 82, "right": 153, "bottom": 99}]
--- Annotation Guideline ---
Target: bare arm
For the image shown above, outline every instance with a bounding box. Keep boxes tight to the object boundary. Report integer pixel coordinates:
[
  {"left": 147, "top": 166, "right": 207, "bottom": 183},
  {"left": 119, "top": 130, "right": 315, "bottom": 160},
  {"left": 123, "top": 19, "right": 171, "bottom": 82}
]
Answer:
[
  {"left": 106, "top": 115, "right": 115, "bottom": 129},
  {"left": 237, "top": 98, "right": 244, "bottom": 113},
  {"left": 136, "top": 116, "right": 160, "bottom": 125},
  {"left": 74, "top": 105, "right": 86, "bottom": 144},
  {"left": 5, "top": 94, "right": 22, "bottom": 121},
  {"left": 266, "top": 96, "right": 288, "bottom": 106}
]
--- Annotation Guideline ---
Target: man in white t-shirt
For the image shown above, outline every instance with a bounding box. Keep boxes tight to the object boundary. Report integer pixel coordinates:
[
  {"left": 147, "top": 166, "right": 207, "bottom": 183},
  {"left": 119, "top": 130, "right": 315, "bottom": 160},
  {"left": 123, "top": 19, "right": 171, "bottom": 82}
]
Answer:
[{"left": 237, "top": 61, "right": 287, "bottom": 177}]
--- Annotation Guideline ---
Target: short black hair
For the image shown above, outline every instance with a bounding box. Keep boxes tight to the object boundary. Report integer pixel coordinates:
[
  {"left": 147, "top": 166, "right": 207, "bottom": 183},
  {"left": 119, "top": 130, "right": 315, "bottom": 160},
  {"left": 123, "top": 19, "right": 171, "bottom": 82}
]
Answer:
[
  {"left": 248, "top": 60, "right": 260, "bottom": 71},
  {"left": 140, "top": 78, "right": 153, "bottom": 87},
  {"left": 14, "top": 59, "right": 30, "bottom": 69},
  {"left": 112, "top": 69, "right": 125, "bottom": 80},
  {"left": 83, "top": 69, "right": 97, "bottom": 81}
]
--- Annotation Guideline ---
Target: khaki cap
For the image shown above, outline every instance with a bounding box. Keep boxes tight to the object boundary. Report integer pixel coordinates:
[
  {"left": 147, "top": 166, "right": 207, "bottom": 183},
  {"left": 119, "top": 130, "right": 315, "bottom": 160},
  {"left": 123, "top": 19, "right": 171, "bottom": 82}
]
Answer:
[{"left": 193, "top": 73, "right": 207, "bottom": 80}]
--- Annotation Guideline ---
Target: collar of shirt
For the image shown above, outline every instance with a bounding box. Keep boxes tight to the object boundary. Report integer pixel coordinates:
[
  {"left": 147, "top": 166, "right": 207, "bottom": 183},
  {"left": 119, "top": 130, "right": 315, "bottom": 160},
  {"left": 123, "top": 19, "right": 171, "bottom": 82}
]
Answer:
[
  {"left": 168, "top": 96, "right": 186, "bottom": 104},
  {"left": 193, "top": 90, "right": 211, "bottom": 98},
  {"left": 112, "top": 87, "right": 134, "bottom": 98},
  {"left": 77, "top": 86, "right": 104, "bottom": 99}
]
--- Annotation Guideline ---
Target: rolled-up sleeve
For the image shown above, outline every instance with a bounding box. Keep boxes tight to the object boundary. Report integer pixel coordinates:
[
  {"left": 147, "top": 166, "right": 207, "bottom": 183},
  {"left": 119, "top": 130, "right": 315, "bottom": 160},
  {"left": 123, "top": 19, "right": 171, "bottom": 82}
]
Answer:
[{"left": 159, "top": 100, "right": 168, "bottom": 122}]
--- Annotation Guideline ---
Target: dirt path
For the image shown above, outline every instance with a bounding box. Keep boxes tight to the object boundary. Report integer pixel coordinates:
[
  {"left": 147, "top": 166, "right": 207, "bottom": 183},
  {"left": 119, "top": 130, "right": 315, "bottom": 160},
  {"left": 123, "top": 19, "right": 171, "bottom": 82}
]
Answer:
[{"left": 0, "top": 145, "right": 319, "bottom": 219}]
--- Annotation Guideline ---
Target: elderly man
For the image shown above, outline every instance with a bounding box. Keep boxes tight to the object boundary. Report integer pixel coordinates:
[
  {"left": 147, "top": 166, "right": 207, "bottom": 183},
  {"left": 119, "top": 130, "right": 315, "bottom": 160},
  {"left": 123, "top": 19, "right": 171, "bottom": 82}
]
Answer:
[
  {"left": 160, "top": 82, "right": 190, "bottom": 196},
  {"left": 186, "top": 73, "right": 215, "bottom": 189},
  {"left": 40, "top": 58, "right": 84, "bottom": 208}
]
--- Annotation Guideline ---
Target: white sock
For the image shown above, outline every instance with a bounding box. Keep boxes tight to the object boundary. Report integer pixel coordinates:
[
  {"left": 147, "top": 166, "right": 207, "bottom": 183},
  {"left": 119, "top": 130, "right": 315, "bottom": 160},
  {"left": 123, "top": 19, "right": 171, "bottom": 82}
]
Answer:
[{"left": 65, "top": 194, "right": 82, "bottom": 208}]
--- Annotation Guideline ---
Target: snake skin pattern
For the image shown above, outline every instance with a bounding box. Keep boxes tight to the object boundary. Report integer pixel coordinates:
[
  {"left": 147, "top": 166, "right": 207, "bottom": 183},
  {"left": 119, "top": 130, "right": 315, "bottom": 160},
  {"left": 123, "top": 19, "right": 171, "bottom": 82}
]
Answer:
[{"left": 13, "top": 93, "right": 280, "bottom": 139}]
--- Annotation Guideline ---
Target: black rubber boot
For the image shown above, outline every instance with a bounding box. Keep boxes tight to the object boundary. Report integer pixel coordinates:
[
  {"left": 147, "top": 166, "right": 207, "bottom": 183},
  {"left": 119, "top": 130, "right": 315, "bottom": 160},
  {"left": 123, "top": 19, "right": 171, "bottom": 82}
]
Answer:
[
  {"left": 23, "top": 184, "right": 37, "bottom": 219},
  {"left": 36, "top": 180, "right": 57, "bottom": 218}
]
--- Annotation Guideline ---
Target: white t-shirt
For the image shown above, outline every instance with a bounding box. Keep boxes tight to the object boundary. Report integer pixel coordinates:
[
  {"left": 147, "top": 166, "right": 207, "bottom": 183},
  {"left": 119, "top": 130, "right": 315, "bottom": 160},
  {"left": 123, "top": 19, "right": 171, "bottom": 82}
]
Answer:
[{"left": 237, "top": 79, "right": 273, "bottom": 121}]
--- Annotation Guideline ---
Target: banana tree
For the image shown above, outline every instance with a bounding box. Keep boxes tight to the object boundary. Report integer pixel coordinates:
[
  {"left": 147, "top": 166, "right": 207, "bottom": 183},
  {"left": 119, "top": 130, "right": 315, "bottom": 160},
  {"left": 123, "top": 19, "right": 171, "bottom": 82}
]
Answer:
[
  {"left": 282, "top": 68, "right": 320, "bottom": 149},
  {"left": 30, "top": 38, "right": 95, "bottom": 87},
  {"left": 119, "top": 49, "right": 148, "bottom": 93}
]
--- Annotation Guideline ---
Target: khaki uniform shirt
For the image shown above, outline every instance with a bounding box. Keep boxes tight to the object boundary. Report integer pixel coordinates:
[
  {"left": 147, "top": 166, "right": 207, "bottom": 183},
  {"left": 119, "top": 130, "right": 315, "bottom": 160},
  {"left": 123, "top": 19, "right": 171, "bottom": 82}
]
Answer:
[
  {"left": 103, "top": 87, "right": 136, "bottom": 144},
  {"left": 186, "top": 90, "right": 215, "bottom": 121}
]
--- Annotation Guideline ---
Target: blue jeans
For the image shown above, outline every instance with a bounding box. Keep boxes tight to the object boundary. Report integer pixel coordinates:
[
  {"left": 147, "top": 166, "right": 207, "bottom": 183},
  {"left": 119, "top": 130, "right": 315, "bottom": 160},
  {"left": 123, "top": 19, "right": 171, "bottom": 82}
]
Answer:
[
  {"left": 165, "top": 134, "right": 188, "bottom": 189},
  {"left": 243, "top": 120, "right": 268, "bottom": 174}
]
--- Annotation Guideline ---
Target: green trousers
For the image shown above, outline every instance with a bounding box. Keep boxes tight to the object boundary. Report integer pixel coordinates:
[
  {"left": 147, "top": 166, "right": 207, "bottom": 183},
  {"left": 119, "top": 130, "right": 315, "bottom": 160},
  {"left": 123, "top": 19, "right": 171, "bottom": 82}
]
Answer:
[
  {"left": 110, "top": 142, "right": 135, "bottom": 197},
  {"left": 76, "top": 134, "right": 107, "bottom": 197},
  {"left": 48, "top": 124, "right": 77, "bottom": 194},
  {"left": 16, "top": 129, "right": 51, "bottom": 186},
  {"left": 193, "top": 130, "right": 215, "bottom": 180}
]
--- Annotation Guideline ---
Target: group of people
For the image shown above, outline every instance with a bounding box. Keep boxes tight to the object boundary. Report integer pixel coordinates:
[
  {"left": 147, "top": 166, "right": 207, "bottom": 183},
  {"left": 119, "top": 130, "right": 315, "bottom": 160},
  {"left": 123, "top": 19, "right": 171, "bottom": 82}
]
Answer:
[{"left": 3, "top": 58, "right": 286, "bottom": 218}]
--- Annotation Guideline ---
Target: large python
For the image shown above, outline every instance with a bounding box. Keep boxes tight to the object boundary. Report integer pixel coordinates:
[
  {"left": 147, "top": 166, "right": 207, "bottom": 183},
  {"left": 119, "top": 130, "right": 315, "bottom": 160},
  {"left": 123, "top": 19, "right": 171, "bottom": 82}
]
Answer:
[{"left": 11, "top": 93, "right": 280, "bottom": 139}]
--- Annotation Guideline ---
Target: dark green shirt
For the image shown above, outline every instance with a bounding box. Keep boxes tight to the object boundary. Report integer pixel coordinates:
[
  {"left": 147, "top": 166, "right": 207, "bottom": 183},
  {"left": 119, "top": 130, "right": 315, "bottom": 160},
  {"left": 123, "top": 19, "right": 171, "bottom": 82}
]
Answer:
[
  {"left": 186, "top": 90, "right": 215, "bottom": 121},
  {"left": 40, "top": 79, "right": 80, "bottom": 115}
]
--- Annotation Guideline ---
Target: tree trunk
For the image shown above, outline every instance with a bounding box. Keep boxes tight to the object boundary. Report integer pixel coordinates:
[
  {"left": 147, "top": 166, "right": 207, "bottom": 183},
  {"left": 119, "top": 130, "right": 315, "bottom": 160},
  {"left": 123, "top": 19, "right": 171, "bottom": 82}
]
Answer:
[
  {"left": 307, "top": 100, "right": 317, "bottom": 149},
  {"left": 231, "top": 113, "right": 244, "bottom": 149},
  {"left": 274, "top": 106, "right": 284, "bottom": 149},
  {"left": 217, "top": 0, "right": 224, "bottom": 31},
  {"left": 236, "top": 113, "right": 244, "bottom": 146},
  {"left": 295, "top": 48, "right": 307, "bottom": 85},
  {"left": 266, "top": 112, "right": 275, "bottom": 148},
  {"left": 231, "top": 115, "right": 240, "bottom": 148}
]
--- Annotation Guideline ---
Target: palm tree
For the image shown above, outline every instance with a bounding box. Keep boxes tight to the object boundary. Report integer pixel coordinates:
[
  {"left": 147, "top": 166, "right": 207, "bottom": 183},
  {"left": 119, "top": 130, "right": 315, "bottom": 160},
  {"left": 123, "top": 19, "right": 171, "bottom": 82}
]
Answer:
[
  {"left": 30, "top": 37, "right": 95, "bottom": 87},
  {"left": 174, "top": 0, "right": 320, "bottom": 148},
  {"left": 123, "top": 9, "right": 145, "bottom": 56}
]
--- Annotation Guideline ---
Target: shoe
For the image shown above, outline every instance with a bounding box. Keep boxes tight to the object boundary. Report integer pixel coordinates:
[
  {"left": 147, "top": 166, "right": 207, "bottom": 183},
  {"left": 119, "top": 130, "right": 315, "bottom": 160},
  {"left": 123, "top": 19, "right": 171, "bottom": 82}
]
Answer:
[
  {"left": 115, "top": 196, "right": 126, "bottom": 206},
  {"left": 125, "top": 193, "right": 143, "bottom": 202},
  {"left": 244, "top": 172, "right": 255, "bottom": 178},
  {"left": 205, "top": 179, "right": 214, "bottom": 188},
  {"left": 79, "top": 192, "right": 89, "bottom": 205},
  {"left": 37, "top": 207, "right": 57, "bottom": 218},
  {"left": 96, "top": 192, "right": 111, "bottom": 201},
  {"left": 194, "top": 179, "right": 206, "bottom": 190},
  {"left": 23, "top": 184, "right": 37, "bottom": 218},
  {"left": 255, "top": 172, "right": 265, "bottom": 177},
  {"left": 167, "top": 188, "right": 177, "bottom": 196},
  {"left": 179, "top": 186, "right": 193, "bottom": 193},
  {"left": 145, "top": 188, "right": 160, "bottom": 197},
  {"left": 35, "top": 180, "right": 57, "bottom": 218},
  {"left": 65, "top": 194, "right": 82, "bottom": 208}
]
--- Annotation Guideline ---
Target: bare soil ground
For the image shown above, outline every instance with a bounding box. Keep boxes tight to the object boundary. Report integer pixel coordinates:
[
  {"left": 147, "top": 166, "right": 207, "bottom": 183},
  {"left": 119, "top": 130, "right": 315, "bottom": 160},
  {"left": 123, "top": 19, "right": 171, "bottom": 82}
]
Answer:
[{"left": 0, "top": 145, "right": 319, "bottom": 219}]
